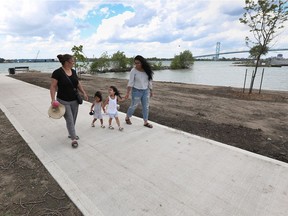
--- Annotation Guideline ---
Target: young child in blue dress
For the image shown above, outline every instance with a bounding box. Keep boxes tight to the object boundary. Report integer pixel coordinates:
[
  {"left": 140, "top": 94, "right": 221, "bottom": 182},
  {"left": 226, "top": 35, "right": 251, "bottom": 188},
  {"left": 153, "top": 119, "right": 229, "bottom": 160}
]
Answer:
[
  {"left": 102, "top": 86, "right": 125, "bottom": 131},
  {"left": 90, "top": 91, "right": 105, "bottom": 128}
]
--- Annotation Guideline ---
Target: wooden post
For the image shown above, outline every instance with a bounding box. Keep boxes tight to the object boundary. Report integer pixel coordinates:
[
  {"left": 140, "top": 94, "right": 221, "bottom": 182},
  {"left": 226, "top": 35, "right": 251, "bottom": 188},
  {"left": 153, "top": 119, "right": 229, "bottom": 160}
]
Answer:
[
  {"left": 259, "top": 68, "right": 265, "bottom": 94},
  {"left": 243, "top": 69, "right": 248, "bottom": 93}
]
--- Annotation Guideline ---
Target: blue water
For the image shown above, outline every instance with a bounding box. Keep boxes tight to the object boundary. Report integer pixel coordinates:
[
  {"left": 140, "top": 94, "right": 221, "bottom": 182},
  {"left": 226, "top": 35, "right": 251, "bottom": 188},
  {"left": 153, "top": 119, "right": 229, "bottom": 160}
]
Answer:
[{"left": 0, "top": 61, "right": 287, "bottom": 91}]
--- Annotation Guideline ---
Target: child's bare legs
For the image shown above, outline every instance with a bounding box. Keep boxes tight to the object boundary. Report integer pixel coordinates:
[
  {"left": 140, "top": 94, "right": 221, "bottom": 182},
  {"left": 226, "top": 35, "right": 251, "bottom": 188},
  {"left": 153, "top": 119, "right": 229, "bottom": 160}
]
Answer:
[
  {"left": 108, "top": 118, "right": 114, "bottom": 129},
  {"left": 115, "top": 117, "right": 120, "bottom": 127},
  {"left": 92, "top": 118, "right": 105, "bottom": 128},
  {"left": 115, "top": 117, "right": 123, "bottom": 131},
  {"left": 100, "top": 119, "right": 105, "bottom": 128},
  {"left": 91, "top": 118, "right": 97, "bottom": 127}
]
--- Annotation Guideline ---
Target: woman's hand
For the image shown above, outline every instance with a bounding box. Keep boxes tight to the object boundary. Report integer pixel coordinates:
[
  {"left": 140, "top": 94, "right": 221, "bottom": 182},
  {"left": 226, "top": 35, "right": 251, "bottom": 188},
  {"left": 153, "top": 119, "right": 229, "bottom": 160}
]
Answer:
[
  {"left": 83, "top": 93, "right": 88, "bottom": 101},
  {"left": 125, "top": 87, "right": 131, "bottom": 99},
  {"left": 78, "top": 82, "right": 88, "bottom": 101},
  {"left": 125, "top": 93, "right": 130, "bottom": 99},
  {"left": 51, "top": 99, "right": 56, "bottom": 105}
]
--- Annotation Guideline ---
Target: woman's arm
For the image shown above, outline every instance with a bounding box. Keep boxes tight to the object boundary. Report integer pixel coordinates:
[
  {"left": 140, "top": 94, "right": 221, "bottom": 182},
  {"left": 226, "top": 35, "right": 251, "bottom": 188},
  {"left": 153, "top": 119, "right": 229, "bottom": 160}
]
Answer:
[
  {"left": 125, "top": 86, "right": 131, "bottom": 99},
  {"left": 77, "top": 81, "right": 88, "bottom": 101},
  {"left": 50, "top": 78, "right": 58, "bottom": 103},
  {"left": 125, "top": 68, "right": 135, "bottom": 99}
]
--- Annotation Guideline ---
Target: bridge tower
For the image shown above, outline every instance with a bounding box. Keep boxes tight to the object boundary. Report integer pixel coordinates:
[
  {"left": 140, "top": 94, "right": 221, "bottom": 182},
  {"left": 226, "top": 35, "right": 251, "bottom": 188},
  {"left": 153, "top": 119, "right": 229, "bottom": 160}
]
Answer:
[{"left": 215, "top": 42, "right": 221, "bottom": 60}]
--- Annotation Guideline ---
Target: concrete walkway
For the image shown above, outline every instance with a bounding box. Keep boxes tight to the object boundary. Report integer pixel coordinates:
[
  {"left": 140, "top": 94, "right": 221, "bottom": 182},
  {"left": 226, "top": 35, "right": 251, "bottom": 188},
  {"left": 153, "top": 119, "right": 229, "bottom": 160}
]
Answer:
[{"left": 1, "top": 75, "right": 288, "bottom": 216}]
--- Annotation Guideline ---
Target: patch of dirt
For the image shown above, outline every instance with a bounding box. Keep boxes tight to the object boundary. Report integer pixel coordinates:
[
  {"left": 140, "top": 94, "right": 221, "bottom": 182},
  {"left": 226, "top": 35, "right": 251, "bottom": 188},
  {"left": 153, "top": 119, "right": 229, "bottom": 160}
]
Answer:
[
  {"left": 0, "top": 109, "right": 83, "bottom": 215},
  {"left": 2, "top": 71, "right": 288, "bottom": 214}
]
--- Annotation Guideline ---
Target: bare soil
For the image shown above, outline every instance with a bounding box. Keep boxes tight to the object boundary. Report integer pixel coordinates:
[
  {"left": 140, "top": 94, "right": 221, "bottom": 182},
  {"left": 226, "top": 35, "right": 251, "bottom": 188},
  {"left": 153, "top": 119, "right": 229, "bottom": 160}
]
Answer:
[
  {"left": 1, "top": 71, "right": 288, "bottom": 214},
  {"left": 0, "top": 109, "right": 83, "bottom": 215}
]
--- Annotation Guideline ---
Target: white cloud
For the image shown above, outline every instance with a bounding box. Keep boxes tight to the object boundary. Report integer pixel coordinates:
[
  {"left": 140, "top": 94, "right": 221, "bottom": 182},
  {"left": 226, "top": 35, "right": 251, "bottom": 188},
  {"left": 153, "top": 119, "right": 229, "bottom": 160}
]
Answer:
[{"left": 0, "top": 0, "right": 287, "bottom": 59}]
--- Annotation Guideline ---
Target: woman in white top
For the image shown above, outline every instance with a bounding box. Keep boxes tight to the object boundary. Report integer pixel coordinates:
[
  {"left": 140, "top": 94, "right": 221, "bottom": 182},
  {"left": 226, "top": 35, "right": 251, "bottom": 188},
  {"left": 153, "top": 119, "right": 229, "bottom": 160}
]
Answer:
[{"left": 125, "top": 55, "right": 154, "bottom": 128}]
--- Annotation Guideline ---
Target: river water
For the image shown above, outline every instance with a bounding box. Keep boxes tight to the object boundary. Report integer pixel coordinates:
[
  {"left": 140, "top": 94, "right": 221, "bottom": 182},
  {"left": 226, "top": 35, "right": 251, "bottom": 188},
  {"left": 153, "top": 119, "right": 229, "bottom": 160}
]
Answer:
[{"left": 0, "top": 61, "right": 287, "bottom": 91}]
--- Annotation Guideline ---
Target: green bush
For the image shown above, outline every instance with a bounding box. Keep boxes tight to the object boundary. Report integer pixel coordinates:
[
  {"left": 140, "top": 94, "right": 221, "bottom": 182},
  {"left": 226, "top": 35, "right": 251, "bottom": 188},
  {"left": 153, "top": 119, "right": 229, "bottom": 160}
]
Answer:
[{"left": 170, "top": 50, "right": 194, "bottom": 69}]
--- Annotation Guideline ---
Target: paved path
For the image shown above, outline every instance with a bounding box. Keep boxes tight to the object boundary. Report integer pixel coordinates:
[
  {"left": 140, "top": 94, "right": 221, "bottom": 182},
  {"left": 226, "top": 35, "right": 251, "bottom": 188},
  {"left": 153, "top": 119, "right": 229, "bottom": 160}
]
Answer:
[{"left": 1, "top": 75, "right": 288, "bottom": 216}]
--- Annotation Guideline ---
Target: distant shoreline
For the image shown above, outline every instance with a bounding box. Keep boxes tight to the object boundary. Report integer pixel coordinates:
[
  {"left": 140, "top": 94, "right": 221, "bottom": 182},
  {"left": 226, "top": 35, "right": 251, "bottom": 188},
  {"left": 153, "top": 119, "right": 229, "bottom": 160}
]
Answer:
[
  {"left": 7, "top": 72, "right": 288, "bottom": 95},
  {"left": 2, "top": 61, "right": 288, "bottom": 92}
]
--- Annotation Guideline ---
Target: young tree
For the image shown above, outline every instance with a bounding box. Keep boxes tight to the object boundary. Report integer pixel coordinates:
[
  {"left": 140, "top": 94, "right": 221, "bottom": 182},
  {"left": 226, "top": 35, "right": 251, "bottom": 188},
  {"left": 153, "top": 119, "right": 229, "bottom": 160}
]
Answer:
[
  {"left": 239, "top": 0, "right": 288, "bottom": 93},
  {"left": 111, "top": 51, "right": 129, "bottom": 70},
  {"left": 150, "top": 61, "right": 163, "bottom": 70},
  {"left": 170, "top": 50, "right": 194, "bottom": 69},
  {"left": 71, "top": 45, "right": 89, "bottom": 75},
  {"left": 90, "top": 52, "right": 110, "bottom": 73}
]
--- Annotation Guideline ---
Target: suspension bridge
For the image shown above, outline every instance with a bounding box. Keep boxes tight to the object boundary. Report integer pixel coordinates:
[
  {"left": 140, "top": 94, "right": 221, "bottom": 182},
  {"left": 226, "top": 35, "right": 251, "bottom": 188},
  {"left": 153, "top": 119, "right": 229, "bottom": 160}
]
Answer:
[{"left": 194, "top": 42, "right": 288, "bottom": 59}]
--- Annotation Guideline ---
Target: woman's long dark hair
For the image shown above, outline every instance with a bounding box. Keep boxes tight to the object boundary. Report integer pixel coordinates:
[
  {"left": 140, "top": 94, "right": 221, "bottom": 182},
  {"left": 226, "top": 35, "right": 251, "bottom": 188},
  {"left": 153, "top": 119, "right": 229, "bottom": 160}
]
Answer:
[{"left": 134, "top": 55, "right": 154, "bottom": 81}]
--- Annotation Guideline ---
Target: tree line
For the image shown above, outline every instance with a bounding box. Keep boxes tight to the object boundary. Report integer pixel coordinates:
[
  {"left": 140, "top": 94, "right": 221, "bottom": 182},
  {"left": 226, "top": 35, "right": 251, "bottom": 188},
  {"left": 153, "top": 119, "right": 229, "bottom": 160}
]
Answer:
[{"left": 71, "top": 45, "right": 194, "bottom": 74}]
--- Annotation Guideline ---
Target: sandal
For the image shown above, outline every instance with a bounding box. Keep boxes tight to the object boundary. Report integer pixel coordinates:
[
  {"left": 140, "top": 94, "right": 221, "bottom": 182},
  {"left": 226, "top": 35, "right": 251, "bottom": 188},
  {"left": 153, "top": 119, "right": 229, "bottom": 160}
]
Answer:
[
  {"left": 101, "top": 125, "right": 105, "bottom": 128},
  {"left": 108, "top": 125, "right": 114, "bottom": 130},
  {"left": 125, "top": 118, "right": 132, "bottom": 125},
  {"left": 68, "top": 135, "right": 79, "bottom": 140},
  {"left": 71, "top": 140, "right": 78, "bottom": 148},
  {"left": 119, "top": 127, "right": 124, "bottom": 131},
  {"left": 144, "top": 123, "right": 153, "bottom": 128}
]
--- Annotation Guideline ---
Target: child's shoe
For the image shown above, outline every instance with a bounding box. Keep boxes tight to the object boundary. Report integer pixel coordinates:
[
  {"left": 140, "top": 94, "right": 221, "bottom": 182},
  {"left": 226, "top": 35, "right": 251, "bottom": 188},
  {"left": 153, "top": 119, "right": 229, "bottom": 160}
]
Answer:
[
  {"left": 119, "top": 127, "right": 124, "bottom": 131},
  {"left": 101, "top": 125, "right": 105, "bottom": 128},
  {"left": 108, "top": 125, "right": 114, "bottom": 130},
  {"left": 91, "top": 123, "right": 95, "bottom": 127}
]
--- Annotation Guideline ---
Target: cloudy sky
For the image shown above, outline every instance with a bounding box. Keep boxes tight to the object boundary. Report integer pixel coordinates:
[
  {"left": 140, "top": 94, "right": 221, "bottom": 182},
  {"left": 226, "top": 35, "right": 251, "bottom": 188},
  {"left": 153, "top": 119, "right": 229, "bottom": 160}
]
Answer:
[{"left": 0, "top": 0, "right": 288, "bottom": 59}]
